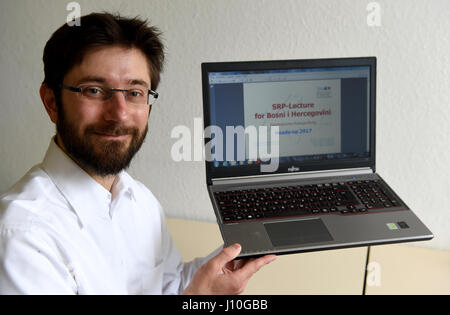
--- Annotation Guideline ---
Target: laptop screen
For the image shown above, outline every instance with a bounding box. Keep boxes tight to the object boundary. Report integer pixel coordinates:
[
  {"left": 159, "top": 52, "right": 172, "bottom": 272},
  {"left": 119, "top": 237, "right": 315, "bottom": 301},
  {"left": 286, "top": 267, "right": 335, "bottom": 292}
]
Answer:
[{"left": 202, "top": 57, "right": 376, "bottom": 180}]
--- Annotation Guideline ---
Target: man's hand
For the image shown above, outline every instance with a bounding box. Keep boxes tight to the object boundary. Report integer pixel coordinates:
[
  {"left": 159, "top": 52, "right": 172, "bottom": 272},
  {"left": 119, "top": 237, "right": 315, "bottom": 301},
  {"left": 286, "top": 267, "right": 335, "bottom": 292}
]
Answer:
[{"left": 183, "top": 243, "right": 277, "bottom": 295}]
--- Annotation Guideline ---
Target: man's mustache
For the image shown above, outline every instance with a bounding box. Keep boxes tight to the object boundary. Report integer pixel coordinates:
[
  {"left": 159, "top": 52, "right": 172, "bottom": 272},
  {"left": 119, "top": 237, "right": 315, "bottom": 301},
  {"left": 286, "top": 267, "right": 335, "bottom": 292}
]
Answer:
[{"left": 85, "top": 124, "right": 139, "bottom": 137}]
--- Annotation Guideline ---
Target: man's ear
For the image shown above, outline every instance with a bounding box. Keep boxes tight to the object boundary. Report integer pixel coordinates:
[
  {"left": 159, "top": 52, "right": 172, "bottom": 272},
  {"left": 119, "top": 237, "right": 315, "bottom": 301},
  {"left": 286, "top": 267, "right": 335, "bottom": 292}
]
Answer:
[{"left": 40, "top": 83, "right": 58, "bottom": 124}]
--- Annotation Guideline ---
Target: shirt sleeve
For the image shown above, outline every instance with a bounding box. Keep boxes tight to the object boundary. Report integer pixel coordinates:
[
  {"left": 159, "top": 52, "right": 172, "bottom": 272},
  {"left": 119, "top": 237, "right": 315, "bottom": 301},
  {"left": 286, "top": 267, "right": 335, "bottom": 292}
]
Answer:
[{"left": 0, "top": 227, "right": 76, "bottom": 295}]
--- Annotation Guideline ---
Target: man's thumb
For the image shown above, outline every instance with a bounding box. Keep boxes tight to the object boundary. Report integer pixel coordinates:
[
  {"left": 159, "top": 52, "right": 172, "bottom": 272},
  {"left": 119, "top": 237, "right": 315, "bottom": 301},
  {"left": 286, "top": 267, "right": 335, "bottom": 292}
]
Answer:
[{"left": 210, "top": 243, "right": 241, "bottom": 271}]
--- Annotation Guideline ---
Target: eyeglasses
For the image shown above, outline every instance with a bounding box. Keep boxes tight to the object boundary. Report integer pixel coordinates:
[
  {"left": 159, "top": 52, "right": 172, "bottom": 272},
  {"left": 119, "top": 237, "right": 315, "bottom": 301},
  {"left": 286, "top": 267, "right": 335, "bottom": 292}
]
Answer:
[{"left": 60, "top": 84, "right": 159, "bottom": 106}]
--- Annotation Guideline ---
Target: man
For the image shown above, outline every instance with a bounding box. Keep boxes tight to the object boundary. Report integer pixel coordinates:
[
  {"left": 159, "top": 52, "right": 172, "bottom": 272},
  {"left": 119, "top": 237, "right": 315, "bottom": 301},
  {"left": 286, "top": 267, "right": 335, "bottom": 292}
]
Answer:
[{"left": 0, "top": 12, "right": 276, "bottom": 294}]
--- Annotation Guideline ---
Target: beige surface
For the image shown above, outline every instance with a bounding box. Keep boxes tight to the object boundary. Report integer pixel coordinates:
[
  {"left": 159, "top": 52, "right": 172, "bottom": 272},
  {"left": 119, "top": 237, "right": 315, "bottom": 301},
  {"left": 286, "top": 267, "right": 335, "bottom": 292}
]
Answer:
[
  {"left": 365, "top": 244, "right": 450, "bottom": 295},
  {"left": 166, "top": 218, "right": 367, "bottom": 295}
]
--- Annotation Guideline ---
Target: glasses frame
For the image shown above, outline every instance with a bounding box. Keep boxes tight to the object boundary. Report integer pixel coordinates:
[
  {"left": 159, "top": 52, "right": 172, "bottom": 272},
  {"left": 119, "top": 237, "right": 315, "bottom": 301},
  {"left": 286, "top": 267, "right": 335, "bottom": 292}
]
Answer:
[{"left": 60, "top": 83, "right": 159, "bottom": 106}]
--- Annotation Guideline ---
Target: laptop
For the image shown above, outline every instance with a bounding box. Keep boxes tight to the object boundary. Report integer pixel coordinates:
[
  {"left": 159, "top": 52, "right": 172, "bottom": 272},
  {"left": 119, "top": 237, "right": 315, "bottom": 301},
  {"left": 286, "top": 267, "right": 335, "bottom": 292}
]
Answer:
[{"left": 201, "top": 57, "right": 433, "bottom": 259}]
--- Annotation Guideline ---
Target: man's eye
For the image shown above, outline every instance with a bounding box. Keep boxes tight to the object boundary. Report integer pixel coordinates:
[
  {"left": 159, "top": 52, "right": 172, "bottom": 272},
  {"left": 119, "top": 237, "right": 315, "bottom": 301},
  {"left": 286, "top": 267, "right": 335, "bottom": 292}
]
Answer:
[
  {"left": 80, "top": 86, "right": 106, "bottom": 98},
  {"left": 129, "top": 90, "right": 144, "bottom": 98},
  {"left": 86, "top": 87, "right": 102, "bottom": 95}
]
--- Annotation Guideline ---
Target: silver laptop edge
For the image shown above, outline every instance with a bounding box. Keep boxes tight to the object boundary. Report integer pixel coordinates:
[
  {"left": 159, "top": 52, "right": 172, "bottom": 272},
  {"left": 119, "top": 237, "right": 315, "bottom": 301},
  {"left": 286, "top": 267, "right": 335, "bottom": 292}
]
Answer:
[{"left": 211, "top": 167, "right": 373, "bottom": 186}]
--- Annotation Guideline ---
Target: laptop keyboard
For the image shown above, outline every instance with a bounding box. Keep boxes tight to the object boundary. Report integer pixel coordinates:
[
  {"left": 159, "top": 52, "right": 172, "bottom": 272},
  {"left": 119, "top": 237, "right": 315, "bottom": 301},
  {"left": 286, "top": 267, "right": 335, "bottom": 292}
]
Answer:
[{"left": 214, "top": 180, "right": 404, "bottom": 224}]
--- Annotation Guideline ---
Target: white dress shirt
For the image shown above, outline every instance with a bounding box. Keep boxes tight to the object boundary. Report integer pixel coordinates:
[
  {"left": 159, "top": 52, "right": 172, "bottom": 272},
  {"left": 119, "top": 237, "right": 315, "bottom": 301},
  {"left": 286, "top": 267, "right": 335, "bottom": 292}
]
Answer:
[{"left": 0, "top": 138, "right": 219, "bottom": 294}]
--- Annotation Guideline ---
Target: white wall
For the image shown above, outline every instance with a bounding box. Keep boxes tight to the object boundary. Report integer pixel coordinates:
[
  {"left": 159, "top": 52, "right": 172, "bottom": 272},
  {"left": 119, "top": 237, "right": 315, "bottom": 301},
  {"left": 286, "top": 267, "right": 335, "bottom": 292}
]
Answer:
[{"left": 0, "top": 0, "right": 449, "bottom": 251}]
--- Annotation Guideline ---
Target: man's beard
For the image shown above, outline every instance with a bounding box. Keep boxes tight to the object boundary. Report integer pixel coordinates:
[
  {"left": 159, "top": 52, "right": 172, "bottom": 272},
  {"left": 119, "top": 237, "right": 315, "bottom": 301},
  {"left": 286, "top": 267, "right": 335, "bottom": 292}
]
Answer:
[{"left": 56, "top": 106, "right": 148, "bottom": 177}]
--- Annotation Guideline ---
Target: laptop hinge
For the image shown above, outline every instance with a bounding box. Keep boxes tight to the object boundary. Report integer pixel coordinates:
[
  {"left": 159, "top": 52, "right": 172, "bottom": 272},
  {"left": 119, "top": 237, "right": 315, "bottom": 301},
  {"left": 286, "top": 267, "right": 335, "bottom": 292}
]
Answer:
[{"left": 211, "top": 167, "right": 373, "bottom": 186}]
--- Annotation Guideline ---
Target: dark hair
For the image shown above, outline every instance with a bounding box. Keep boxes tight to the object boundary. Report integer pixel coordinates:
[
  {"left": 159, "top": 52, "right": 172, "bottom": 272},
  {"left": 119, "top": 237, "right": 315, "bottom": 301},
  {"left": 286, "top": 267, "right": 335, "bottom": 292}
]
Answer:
[{"left": 43, "top": 12, "right": 164, "bottom": 98}]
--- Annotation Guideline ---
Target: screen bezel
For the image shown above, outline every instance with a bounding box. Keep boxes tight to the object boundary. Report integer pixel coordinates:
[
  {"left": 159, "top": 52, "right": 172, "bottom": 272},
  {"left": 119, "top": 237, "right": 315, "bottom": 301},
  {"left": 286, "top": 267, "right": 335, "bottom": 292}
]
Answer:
[{"left": 202, "top": 57, "right": 376, "bottom": 185}]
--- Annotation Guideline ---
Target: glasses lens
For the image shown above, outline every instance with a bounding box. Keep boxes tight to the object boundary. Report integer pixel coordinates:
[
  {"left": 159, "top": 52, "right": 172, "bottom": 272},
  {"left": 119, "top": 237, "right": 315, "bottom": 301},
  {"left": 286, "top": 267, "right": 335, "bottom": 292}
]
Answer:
[
  {"left": 80, "top": 86, "right": 108, "bottom": 101},
  {"left": 125, "top": 89, "right": 148, "bottom": 105}
]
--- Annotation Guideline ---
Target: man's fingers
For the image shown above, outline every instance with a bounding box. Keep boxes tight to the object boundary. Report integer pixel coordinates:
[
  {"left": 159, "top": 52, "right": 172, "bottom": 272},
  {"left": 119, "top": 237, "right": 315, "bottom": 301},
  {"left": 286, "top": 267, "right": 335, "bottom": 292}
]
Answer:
[
  {"left": 234, "top": 254, "right": 277, "bottom": 280},
  {"left": 192, "top": 247, "right": 277, "bottom": 295}
]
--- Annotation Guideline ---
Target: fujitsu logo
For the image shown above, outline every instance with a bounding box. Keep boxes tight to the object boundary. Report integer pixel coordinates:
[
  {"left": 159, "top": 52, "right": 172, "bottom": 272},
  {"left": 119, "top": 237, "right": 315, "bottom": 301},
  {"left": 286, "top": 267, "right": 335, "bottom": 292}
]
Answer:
[{"left": 288, "top": 166, "right": 300, "bottom": 172}]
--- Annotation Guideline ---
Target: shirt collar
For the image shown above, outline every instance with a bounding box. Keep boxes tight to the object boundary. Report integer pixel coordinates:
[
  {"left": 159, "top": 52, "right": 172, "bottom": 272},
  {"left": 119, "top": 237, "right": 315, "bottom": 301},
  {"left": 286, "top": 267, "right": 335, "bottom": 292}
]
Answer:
[
  {"left": 41, "top": 137, "right": 136, "bottom": 228},
  {"left": 111, "top": 170, "right": 136, "bottom": 203}
]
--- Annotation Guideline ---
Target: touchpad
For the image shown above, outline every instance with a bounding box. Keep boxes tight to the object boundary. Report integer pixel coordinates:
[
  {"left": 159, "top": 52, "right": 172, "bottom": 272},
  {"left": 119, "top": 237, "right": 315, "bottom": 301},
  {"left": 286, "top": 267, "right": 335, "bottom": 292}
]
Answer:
[{"left": 264, "top": 219, "right": 333, "bottom": 247}]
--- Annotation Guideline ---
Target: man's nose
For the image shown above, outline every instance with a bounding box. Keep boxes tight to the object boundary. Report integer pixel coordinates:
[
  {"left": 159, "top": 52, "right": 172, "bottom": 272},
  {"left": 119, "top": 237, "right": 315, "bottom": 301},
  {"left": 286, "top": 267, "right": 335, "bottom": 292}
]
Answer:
[{"left": 103, "top": 90, "right": 129, "bottom": 122}]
